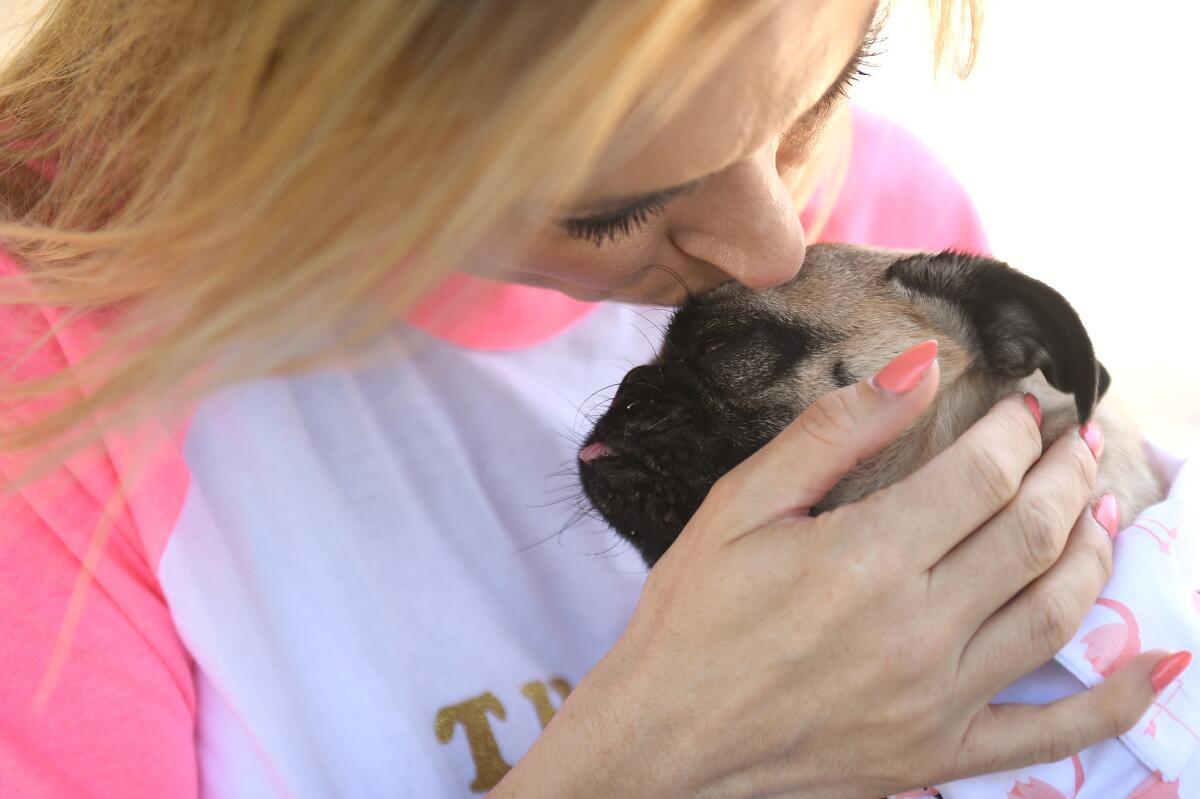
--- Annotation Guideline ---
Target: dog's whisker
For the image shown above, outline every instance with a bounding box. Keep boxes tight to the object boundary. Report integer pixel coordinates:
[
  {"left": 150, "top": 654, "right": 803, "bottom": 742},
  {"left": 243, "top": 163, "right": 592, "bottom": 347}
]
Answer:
[
  {"left": 572, "top": 382, "right": 621, "bottom": 432},
  {"left": 513, "top": 507, "right": 591, "bottom": 555},
  {"left": 627, "top": 307, "right": 670, "bottom": 338},
  {"left": 642, "top": 414, "right": 671, "bottom": 433},
  {"left": 625, "top": 379, "right": 664, "bottom": 397},
  {"left": 647, "top": 263, "right": 694, "bottom": 302},
  {"left": 629, "top": 322, "right": 662, "bottom": 361}
]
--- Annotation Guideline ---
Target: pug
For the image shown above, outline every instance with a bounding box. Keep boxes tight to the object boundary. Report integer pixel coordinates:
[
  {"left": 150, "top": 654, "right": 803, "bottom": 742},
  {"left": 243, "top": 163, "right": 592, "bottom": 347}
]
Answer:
[{"left": 578, "top": 243, "right": 1164, "bottom": 566}]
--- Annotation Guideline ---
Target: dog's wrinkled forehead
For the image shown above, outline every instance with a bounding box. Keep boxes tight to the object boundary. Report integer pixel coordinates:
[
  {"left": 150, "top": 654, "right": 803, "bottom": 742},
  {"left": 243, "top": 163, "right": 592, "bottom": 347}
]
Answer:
[
  {"left": 666, "top": 242, "right": 1108, "bottom": 423},
  {"left": 661, "top": 290, "right": 837, "bottom": 399},
  {"left": 661, "top": 244, "right": 901, "bottom": 355}
]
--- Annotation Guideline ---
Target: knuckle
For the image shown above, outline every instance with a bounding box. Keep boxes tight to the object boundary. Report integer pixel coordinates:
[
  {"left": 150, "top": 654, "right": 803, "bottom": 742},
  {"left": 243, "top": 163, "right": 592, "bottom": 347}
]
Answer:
[
  {"left": 965, "top": 444, "right": 1022, "bottom": 508},
  {"left": 1077, "top": 522, "right": 1114, "bottom": 584},
  {"left": 1039, "top": 722, "right": 1085, "bottom": 765},
  {"left": 1031, "top": 587, "right": 1081, "bottom": 652},
  {"left": 1015, "top": 494, "right": 1067, "bottom": 573},
  {"left": 1003, "top": 398, "right": 1041, "bottom": 440},
  {"left": 1064, "top": 439, "right": 1099, "bottom": 494},
  {"left": 797, "top": 390, "right": 859, "bottom": 451},
  {"left": 992, "top": 398, "right": 1042, "bottom": 454}
]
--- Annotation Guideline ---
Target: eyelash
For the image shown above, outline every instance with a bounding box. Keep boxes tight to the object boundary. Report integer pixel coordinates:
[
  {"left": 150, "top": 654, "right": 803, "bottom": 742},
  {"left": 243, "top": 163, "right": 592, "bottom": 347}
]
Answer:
[
  {"left": 832, "top": 27, "right": 882, "bottom": 101},
  {"left": 562, "top": 28, "right": 883, "bottom": 248},
  {"left": 562, "top": 195, "right": 671, "bottom": 247}
]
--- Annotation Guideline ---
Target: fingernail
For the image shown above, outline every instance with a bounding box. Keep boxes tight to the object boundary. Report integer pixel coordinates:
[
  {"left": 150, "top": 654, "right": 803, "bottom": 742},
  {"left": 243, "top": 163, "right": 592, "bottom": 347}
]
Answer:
[
  {"left": 1092, "top": 494, "right": 1119, "bottom": 539},
  {"left": 1023, "top": 393, "right": 1042, "bottom": 427},
  {"left": 1080, "top": 422, "right": 1104, "bottom": 460},
  {"left": 1151, "top": 651, "right": 1192, "bottom": 693},
  {"left": 871, "top": 339, "right": 939, "bottom": 396}
]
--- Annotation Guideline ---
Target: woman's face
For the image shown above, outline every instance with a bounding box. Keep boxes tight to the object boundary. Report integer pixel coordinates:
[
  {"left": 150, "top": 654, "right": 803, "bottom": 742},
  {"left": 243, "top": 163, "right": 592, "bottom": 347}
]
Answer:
[{"left": 492, "top": 0, "right": 880, "bottom": 305}]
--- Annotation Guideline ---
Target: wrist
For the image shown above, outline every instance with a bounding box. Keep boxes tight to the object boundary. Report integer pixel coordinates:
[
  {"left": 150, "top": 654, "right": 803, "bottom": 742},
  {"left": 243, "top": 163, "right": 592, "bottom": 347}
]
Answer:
[{"left": 490, "top": 641, "right": 690, "bottom": 799}]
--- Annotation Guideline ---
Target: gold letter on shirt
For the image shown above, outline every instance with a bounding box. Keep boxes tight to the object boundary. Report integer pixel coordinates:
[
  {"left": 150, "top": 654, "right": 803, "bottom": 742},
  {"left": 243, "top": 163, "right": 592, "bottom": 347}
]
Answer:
[
  {"left": 434, "top": 692, "right": 511, "bottom": 792},
  {"left": 520, "top": 677, "right": 572, "bottom": 729}
]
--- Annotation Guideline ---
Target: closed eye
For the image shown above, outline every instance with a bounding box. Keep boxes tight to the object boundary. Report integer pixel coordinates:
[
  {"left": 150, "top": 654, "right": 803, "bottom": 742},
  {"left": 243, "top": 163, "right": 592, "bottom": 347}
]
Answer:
[
  {"left": 832, "top": 360, "right": 857, "bottom": 388},
  {"left": 561, "top": 193, "right": 675, "bottom": 246}
]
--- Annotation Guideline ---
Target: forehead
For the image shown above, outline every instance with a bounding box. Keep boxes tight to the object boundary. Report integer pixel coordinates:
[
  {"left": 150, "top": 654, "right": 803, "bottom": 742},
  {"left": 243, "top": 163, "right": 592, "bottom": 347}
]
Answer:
[{"left": 583, "top": 0, "right": 873, "bottom": 202}]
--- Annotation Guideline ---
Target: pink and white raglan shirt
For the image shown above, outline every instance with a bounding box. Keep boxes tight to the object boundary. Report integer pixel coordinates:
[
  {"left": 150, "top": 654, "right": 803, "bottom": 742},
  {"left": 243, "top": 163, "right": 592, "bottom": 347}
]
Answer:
[{"left": 1, "top": 108, "right": 1196, "bottom": 799}]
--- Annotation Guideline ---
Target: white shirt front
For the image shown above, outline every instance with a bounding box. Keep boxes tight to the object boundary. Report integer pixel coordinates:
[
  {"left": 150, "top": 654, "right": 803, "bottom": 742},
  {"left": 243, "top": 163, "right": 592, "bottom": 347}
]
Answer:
[{"left": 159, "top": 304, "right": 663, "bottom": 797}]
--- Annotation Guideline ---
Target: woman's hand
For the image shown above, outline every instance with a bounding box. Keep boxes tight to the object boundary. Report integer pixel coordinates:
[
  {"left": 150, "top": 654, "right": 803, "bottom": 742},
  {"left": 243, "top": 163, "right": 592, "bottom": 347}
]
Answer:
[{"left": 493, "top": 343, "right": 1170, "bottom": 799}]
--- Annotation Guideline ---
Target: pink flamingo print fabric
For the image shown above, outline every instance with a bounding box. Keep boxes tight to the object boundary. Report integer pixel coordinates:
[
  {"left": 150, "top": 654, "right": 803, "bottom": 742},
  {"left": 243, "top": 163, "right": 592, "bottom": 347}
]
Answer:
[
  {"left": 1081, "top": 598, "right": 1143, "bottom": 678},
  {"left": 889, "top": 445, "right": 1200, "bottom": 798}
]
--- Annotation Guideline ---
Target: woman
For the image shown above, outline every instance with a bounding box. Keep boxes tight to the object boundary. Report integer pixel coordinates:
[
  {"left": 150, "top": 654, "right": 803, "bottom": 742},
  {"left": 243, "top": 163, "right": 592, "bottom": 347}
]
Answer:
[{"left": 0, "top": 1, "right": 1181, "bottom": 796}]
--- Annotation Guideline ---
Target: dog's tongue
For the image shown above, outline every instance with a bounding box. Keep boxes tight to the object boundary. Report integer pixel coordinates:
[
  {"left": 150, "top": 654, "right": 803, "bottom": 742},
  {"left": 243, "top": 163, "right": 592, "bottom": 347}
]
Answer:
[{"left": 579, "top": 442, "right": 615, "bottom": 463}]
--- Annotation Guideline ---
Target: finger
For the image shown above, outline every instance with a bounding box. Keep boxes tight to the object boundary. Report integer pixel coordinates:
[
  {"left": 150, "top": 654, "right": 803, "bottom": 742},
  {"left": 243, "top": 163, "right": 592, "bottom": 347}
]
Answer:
[
  {"left": 697, "top": 339, "right": 940, "bottom": 538},
  {"left": 958, "top": 494, "right": 1114, "bottom": 693},
  {"left": 871, "top": 392, "right": 1045, "bottom": 564},
  {"left": 955, "top": 649, "right": 1184, "bottom": 779},
  {"left": 932, "top": 424, "right": 1102, "bottom": 628}
]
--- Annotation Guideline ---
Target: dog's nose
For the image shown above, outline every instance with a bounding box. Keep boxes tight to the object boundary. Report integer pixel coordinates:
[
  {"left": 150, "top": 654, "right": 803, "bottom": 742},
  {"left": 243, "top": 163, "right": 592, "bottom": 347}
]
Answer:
[{"left": 611, "top": 365, "right": 663, "bottom": 413}]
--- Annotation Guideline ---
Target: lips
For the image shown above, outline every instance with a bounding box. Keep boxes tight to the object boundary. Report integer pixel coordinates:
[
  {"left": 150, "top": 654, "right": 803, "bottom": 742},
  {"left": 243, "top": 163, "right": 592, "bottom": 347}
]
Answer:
[{"left": 578, "top": 441, "right": 615, "bottom": 463}]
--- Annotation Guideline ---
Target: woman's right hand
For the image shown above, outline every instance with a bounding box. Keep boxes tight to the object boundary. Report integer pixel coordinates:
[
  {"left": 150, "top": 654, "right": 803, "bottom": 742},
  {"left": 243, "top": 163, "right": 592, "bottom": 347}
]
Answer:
[{"left": 494, "top": 343, "right": 1172, "bottom": 799}]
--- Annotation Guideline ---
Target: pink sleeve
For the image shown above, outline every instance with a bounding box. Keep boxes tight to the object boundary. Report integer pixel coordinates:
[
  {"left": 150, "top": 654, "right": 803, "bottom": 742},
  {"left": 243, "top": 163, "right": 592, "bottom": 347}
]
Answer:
[
  {"left": 808, "top": 106, "right": 992, "bottom": 257},
  {"left": 0, "top": 252, "right": 197, "bottom": 797}
]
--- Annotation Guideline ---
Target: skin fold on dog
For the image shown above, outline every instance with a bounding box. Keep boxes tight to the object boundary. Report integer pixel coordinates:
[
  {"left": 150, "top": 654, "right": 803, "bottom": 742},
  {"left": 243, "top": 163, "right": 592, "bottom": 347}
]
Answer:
[{"left": 579, "top": 243, "right": 1164, "bottom": 567}]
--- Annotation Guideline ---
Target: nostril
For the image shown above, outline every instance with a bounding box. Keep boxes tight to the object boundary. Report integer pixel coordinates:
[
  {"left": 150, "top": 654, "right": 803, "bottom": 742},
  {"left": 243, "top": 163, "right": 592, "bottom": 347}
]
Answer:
[{"left": 612, "top": 364, "right": 661, "bottom": 411}]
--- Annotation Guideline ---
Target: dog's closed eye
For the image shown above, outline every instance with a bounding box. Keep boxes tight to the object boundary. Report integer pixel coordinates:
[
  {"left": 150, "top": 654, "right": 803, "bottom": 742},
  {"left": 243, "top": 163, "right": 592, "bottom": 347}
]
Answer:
[{"left": 832, "top": 360, "right": 856, "bottom": 388}]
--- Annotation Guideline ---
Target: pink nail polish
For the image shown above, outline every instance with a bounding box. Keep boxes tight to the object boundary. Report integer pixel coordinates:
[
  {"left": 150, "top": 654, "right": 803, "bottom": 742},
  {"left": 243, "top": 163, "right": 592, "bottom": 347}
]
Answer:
[
  {"left": 1080, "top": 422, "right": 1104, "bottom": 460},
  {"left": 1151, "top": 651, "right": 1192, "bottom": 693},
  {"left": 1092, "top": 495, "right": 1119, "bottom": 539},
  {"left": 1023, "top": 393, "right": 1042, "bottom": 427},
  {"left": 871, "top": 340, "right": 938, "bottom": 396}
]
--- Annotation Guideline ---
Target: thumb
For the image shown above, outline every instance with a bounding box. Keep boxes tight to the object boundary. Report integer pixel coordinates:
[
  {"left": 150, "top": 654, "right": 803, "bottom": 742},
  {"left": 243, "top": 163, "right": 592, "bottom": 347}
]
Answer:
[{"left": 700, "top": 339, "right": 941, "bottom": 532}]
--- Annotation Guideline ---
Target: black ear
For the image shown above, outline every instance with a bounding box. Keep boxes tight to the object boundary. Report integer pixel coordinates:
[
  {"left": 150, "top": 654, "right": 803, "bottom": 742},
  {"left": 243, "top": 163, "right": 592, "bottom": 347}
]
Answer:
[{"left": 886, "top": 251, "right": 1109, "bottom": 422}]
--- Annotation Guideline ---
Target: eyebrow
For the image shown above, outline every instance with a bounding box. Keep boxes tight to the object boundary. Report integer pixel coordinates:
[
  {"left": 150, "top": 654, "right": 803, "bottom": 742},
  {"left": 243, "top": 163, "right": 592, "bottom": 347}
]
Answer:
[{"left": 563, "top": 11, "right": 881, "bottom": 225}]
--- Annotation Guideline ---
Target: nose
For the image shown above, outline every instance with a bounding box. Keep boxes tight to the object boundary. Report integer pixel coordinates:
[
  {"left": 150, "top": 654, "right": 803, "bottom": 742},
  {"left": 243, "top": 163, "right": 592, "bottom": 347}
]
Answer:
[
  {"left": 670, "top": 147, "right": 806, "bottom": 289},
  {"left": 611, "top": 364, "right": 661, "bottom": 414}
]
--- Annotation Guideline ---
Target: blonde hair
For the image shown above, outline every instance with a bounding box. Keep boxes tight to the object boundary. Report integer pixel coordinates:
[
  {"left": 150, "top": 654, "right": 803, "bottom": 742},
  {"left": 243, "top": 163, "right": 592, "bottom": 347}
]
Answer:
[{"left": 0, "top": 0, "right": 982, "bottom": 465}]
